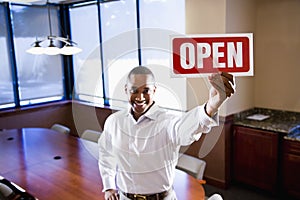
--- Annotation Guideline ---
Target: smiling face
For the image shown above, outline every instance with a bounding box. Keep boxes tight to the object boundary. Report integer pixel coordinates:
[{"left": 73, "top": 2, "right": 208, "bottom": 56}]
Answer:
[{"left": 125, "top": 74, "right": 156, "bottom": 120}]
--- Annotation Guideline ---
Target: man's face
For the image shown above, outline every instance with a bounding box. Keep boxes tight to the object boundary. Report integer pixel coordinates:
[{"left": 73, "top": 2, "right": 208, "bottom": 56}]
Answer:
[{"left": 125, "top": 74, "right": 156, "bottom": 119}]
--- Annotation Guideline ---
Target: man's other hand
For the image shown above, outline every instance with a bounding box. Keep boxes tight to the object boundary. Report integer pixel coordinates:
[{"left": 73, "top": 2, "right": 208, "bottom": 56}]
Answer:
[{"left": 105, "top": 189, "right": 119, "bottom": 200}]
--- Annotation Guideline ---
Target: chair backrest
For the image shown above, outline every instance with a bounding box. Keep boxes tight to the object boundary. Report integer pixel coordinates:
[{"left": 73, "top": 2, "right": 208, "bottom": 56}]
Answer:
[
  {"left": 81, "top": 129, "right": 102, "bottom": 143},
  {"left": 0, "top": 176, "right": 38, "bottom": 200},
  {"left": 207, "top": 194, "right": 223, "bottom": 200},
  {"left": 176, "top": 154, "right": 206, "bottom": 180},
  {"left": 51, "top": 124, "right": 70, "bottom": 135}
]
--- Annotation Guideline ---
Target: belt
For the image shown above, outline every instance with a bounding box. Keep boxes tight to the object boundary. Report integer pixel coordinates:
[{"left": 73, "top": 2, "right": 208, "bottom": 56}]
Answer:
[{"left": 121, "top": 190, "right": 169, "bottom": 200}]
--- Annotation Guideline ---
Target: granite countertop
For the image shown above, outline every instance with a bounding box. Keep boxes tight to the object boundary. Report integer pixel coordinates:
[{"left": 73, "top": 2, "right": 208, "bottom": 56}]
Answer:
[{"left": 233, "top": 108, "right": 300, "bottom": 140}]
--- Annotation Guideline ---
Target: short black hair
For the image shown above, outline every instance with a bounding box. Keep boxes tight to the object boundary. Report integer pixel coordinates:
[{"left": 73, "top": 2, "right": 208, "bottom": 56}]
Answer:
[{"left": 127, "top": 66, "right": 156, "bottom": 83}]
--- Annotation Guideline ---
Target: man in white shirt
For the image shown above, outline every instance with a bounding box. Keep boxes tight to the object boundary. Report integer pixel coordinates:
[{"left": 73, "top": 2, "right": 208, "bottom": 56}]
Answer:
[{"left": 98, "top": 66, "right": 235, "bottom": 200}]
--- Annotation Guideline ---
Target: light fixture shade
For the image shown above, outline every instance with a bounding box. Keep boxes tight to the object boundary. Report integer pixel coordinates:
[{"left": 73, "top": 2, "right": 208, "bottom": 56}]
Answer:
[
  {"left": 60, "top": 44, "right": 82, "bottom": 55},
  {"left": 27, "top": 1, "right": 82, "bottom": 56},
  {"left": 44, "top": 46, "right": 60, "bottom": 55},
  {"left": 26, "top": 41, "right": 44, "bottom": 55},
  {"left": 26, "top": 46, "right": 44, "bottom": 55},
  {"left": 44, "top": 39, "right": 60, "bottom": 55}
]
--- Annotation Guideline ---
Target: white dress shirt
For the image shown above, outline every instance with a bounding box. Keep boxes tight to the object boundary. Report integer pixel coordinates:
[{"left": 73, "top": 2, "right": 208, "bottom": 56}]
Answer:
[{"left": 98, "top": 103, "right": 218, "bottom": 194}]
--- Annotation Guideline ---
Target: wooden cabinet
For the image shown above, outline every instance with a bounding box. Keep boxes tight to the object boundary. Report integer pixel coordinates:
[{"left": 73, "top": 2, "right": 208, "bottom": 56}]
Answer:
[
  {"left": 282, "top": 138, "right": 300, "bottom": 199},
  {"left": 232, "top": 126, "right": 279, "bottom": 192}
]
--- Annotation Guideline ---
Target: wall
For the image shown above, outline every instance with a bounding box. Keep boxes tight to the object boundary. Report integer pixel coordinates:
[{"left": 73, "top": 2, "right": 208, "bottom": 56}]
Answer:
[
  {"left": 185, "top": 0, "right": 227, "bottom": 188},
  {"left": 255, "top": 0, "right": 300, "bottom": 112},
  {"left": 185, "top": 0, "right": 226, "bottom": 113},
  {"left": 185, "top": 0, "right": 255, "bottom": 116},
  {"left": 185, "top": 0, "right": 256, "bottom": 188},
  {"left": 225, "top": 0, "right": 256, "bottom": 115}
]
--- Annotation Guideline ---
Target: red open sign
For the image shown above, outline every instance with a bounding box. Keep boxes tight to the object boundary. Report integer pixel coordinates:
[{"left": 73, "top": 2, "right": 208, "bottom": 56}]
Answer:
[{"left": 171, "top": 33, "right": 253, "bottom": 77}]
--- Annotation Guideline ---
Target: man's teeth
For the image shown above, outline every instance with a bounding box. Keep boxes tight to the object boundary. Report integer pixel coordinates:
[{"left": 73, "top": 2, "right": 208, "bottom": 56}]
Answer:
[{"left": 135, "top": 101, "right": 145, "bottom": 105}]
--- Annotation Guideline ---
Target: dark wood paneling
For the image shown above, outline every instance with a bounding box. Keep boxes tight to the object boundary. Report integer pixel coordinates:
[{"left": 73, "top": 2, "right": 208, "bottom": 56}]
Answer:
[
  {"left": 0, "top": 101, "right": 74, "bottom": 132},
  {"left": 0, "top": 101, "right": 115, "bottom": 137}
]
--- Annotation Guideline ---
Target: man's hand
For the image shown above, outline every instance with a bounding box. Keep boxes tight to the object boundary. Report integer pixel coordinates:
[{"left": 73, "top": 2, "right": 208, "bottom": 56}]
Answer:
[
  {"left": 206, "top": 72, "right": 235, "bottom": 117},
  {"left": 104, "top": 189, "right": 119, "bottom": 200}
]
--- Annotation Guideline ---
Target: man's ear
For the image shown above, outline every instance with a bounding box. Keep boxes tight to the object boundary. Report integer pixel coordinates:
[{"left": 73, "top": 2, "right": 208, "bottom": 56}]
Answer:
[
  {"left": 124, "top": 84, "right": 128, "bottom": 94},
  {"left": 153, "top": 85, "right": 157, "bottom": 94}
]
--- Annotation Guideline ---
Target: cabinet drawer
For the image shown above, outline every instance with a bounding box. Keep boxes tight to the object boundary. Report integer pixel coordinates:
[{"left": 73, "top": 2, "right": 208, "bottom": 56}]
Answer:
[{"left": 283, "top": 138, "right": 300, "bottom": 155}]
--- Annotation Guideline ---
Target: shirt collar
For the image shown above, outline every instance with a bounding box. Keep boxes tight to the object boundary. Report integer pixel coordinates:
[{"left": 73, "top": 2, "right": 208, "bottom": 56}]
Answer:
[{"left": 126, "top": 102, "right": 159, "bottom": 121}]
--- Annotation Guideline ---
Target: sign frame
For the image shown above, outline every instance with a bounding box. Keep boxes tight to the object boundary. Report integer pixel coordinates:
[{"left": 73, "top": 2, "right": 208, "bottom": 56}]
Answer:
[{"left": 170, "top": 33, "right": 254, "bottom": 77}]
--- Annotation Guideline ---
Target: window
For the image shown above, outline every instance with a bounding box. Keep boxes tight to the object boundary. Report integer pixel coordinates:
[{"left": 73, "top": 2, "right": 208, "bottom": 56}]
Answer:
[
  {"left": 11, "top": 4, "right": 64, "bottom": 106},
  {"left": 0, "top": 4, "right": 15, "bottom": 109},
  {"left": 139, "top": 0, "right": 186, "bottom": 111},
  {"left": 100, "top": 0, "right": 139, "bottom": 108},
  {"left": 70, "top": 4, "right": 103, "bottom": 104},
  {"left": 69, "top": 0, "right": 186, "bottom": 111},
  {"left": 70, "top": 0, "right": 139, "bottom": 108},
  {"left": 1, "top": 0, "right": 186, "bottom": 111}
]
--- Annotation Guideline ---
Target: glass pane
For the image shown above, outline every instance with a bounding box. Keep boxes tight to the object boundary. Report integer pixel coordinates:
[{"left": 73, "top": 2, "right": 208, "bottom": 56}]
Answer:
[
  {"left": 139, "top": 0, "right": 186, "bottom": 111},
  {"left": 0, "top": 4, "right": 15, "bottom": 108},
  {"left": 70, "top": 4, "right": 104, "bottom": 105},
  {"left": 100, "top": 0, "right": 139, "bottom": 108},
  {"left": 11, "top": 5, "right": 64, "bottom": 106}
]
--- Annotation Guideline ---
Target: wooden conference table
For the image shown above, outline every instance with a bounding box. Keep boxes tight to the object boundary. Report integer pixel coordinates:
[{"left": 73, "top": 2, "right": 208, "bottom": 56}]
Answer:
[{"left": 0, "top": 128, "right": 205, "bottom": 200}]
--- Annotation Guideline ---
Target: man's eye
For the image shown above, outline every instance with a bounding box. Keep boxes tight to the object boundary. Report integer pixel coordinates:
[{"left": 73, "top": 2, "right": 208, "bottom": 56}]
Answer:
[
  {"left": 142, "top": 89, "right": 150, "bottom": 94},
  {"left": 130, "top": 89, "right": 138, "bottom": 94}
]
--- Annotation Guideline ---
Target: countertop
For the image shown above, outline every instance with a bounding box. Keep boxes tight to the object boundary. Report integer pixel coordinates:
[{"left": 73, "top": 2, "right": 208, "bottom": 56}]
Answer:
[{"left": 233, "top": 108, "right": 300, "bottom": 140}]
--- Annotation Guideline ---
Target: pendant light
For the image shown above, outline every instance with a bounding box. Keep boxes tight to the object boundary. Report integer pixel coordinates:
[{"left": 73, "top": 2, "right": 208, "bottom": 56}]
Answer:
[{"left": 26, "top": 0, "right": 82, "bottom": 55}]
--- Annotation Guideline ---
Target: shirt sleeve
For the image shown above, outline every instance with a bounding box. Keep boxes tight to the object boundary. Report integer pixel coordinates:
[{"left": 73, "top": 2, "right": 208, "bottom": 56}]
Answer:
[
  {"left": 174, "top": 103, "right": 218, "bottom": 146},
  {"left": 98, "top": 116, "right": 118, "bottom": 192}
]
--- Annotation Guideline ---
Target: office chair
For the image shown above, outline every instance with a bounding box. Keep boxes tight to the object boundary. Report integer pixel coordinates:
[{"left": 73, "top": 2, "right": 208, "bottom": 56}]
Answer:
[
  {"left": 206, "top": 194, "right": 223, "bottom": 200},
  {"left": 0, "top": 176, "right": 38, "bottom": 200},
  {"left": 176, "top": 154, "right": 206, "bottom": 180},
  {"left": 50, "top": 123, "right": 70, "bottom": 135},
  {"left": 81, "top": 129, "right": 102, "bottom": 143}
]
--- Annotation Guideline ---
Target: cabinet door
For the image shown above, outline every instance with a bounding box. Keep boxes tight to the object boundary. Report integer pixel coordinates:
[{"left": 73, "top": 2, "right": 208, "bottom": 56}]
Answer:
[
  {"left": 282, "top": 139, "right": 300, "bottom": 198},
  {"left": 232, "top": 126, "right": 279, "bottom": 192}
]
